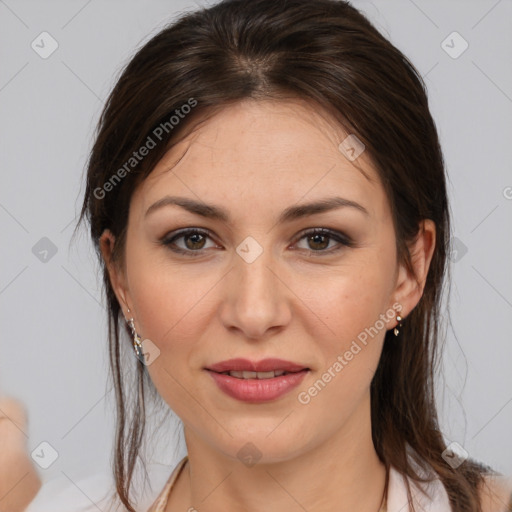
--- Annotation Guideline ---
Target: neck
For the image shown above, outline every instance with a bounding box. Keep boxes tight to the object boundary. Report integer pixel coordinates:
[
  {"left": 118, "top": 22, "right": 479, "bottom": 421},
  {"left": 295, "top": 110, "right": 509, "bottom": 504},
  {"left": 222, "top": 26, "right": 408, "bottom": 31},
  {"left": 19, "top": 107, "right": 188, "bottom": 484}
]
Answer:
[{"left": 170, "top": 392, "right": 387, "bottom": 512}]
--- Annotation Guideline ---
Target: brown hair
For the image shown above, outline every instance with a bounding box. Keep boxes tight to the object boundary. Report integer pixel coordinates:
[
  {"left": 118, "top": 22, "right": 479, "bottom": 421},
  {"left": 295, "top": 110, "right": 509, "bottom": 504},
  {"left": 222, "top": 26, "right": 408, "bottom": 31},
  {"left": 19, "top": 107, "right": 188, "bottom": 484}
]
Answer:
[{"left": 76, "top": 0, "right": 498, "bottom": 510}]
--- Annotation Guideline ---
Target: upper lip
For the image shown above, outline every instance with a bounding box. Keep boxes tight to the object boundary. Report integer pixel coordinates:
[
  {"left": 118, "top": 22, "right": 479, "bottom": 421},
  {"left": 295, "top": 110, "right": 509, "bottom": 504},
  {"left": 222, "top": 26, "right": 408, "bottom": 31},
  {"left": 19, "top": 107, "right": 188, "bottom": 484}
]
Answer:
[{"left": 206, "top": 358, "right": 309, "bottom": 373}]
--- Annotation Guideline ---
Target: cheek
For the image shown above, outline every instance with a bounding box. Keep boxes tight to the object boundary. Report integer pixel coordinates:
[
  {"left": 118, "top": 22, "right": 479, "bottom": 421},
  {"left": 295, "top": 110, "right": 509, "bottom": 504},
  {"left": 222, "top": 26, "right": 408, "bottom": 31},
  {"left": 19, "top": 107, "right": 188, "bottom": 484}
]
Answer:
[
  {"left": 293, "top": 265, "right": 392, "bottom": 428},
  {"left": 297, "top": 256, "right": 395, "bottom": 350},
  {"left": 124, "top": 232, "right": 215, "bottom": 340},
  {"left": 125, "top": 260, "right": 212, "bottom": 415},
  {"left": 129, "top": 265, "right": 212, "bottom": 347},
  {"left": 127, "top": 237, "right": 395, "bottom": 357}
]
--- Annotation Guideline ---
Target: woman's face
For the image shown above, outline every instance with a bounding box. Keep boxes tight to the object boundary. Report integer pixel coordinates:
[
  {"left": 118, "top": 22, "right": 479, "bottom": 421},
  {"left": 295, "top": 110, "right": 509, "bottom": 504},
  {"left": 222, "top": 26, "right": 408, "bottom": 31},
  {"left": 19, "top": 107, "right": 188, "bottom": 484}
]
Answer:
[{"left": 102, "top": 98, "right": 433, "bottom": 463}]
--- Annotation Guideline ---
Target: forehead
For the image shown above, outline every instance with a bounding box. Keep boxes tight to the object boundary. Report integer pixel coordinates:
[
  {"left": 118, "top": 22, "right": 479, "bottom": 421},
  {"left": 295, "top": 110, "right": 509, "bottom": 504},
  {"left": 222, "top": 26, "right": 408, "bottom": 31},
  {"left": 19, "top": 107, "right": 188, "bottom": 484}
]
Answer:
[{"left": 134, "top": 98, "right": 387, "bottom": 220}]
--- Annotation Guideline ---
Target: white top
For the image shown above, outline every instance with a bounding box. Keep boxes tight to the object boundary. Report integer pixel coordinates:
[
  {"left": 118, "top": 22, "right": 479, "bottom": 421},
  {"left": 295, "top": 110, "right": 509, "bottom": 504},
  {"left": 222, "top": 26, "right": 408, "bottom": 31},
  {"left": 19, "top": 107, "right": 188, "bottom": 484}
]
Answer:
[
  {"left": 25, "top": 454, "right": 512, "bottom": 512},
  {"left": 147, "top": 456, "right": 512, "bottom": 512},
  {"left": 146, "top": 455, "right": 452, "bottom": 512}
]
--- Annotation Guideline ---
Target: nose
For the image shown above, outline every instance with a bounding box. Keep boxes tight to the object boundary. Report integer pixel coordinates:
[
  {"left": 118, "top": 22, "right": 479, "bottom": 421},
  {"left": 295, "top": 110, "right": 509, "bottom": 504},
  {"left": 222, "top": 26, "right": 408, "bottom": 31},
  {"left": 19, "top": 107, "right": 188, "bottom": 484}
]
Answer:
[{"left": 218, "top": 246, "right": 292, "bottom": 340}]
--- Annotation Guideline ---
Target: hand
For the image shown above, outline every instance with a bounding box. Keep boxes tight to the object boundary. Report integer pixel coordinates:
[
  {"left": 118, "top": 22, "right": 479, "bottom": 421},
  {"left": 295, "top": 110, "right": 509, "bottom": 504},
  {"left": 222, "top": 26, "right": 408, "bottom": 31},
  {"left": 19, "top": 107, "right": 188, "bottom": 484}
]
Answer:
[{"left": 0, "top": 396, "right": 42, "bottom": 512}]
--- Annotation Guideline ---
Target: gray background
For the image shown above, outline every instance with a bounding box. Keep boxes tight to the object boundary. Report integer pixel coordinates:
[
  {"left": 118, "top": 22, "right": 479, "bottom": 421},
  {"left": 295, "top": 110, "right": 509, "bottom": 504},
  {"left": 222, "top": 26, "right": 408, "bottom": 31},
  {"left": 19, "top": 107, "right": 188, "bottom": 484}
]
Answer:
[{"left": 1, "top": 0, "right": 511, "bottom": 504}]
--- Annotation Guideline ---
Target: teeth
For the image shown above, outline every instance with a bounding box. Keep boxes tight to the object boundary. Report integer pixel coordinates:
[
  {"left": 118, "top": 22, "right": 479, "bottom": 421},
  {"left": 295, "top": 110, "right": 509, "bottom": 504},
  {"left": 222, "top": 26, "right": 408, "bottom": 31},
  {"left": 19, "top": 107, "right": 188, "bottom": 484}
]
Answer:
[{"left": 222, "top": 370, "right": 287, "bottom": 379}]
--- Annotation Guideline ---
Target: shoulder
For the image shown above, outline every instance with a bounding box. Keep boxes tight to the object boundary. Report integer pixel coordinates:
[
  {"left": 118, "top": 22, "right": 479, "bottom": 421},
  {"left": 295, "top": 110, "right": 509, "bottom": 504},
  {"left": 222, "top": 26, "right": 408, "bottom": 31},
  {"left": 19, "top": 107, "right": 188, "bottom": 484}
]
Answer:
[
  {"left": 479, "top": 474, "right": 512, "bottom": 512},
  {"left": 147, "top": 456, "right": 189, "bottom": 512}
]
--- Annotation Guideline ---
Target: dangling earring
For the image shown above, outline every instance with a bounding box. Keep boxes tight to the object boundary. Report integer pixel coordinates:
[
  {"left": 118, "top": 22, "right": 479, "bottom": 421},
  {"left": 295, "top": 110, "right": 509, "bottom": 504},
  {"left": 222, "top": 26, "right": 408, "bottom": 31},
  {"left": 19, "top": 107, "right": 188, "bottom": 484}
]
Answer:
[
  {"left": 126, "top": 308, "right": 143, "bottom": 359},
  {"left": 394, "top": 314, "right": 403, "bottom": 336}
]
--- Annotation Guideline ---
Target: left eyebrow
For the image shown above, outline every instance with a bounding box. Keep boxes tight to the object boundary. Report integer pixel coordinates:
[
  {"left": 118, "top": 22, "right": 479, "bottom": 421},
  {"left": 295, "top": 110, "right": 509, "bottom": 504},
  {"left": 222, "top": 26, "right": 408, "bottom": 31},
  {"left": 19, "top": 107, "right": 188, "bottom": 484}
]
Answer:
[{"left": 144, "top": 195, "right": 369, "bottom": 223}]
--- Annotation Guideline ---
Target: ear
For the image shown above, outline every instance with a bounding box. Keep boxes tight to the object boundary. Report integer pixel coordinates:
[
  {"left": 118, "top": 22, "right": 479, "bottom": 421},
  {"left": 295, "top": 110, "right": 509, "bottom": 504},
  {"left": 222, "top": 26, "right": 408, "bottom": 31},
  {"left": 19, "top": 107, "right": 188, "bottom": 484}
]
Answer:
[
  {"left": 99, "top": 229, "right": 131, "bottom": 319},
  {"left": 389, "top": 219, "right": 436, "bottom": 322}
]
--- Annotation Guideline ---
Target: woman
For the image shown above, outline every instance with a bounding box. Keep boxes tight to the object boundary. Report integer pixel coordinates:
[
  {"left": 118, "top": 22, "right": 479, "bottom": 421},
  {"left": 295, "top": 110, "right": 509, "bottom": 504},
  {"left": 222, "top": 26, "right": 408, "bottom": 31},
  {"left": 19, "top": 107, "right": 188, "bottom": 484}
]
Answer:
[{"left": 76, "top": 0, "right": 512, "bottom": 511}]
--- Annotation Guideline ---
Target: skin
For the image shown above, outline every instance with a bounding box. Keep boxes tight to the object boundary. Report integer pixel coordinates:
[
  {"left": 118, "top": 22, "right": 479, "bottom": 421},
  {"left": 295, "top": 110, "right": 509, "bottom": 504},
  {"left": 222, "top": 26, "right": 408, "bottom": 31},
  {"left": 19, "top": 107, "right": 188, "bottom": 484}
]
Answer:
[
  {"left": 101, "top": 98, "right": 437, "bottom": 512},
  {"left": 0, "top": 396, "right": 42, "bottom": 512},
  {"left": 479, "top": 476, "right": 512, "bottom": 512}
]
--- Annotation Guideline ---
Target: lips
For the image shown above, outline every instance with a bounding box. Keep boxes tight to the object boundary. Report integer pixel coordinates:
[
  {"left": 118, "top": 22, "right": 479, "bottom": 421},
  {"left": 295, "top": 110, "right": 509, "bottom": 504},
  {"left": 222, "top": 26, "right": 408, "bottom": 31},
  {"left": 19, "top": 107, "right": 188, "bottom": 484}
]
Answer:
[
  {"left": 204, "top": 358, "right": 310, "bottom": 402},
  {"left": 206, "top": 358, "right": 309, "bottom": 374}
]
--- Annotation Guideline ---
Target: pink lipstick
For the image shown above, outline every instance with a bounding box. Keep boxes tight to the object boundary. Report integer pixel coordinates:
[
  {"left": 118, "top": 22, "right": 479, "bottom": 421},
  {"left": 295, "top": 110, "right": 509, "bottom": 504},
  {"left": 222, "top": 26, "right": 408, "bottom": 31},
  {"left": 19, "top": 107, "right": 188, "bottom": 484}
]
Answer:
[{"left": 205, "top": 358, "right": 310, "bottom": 403}]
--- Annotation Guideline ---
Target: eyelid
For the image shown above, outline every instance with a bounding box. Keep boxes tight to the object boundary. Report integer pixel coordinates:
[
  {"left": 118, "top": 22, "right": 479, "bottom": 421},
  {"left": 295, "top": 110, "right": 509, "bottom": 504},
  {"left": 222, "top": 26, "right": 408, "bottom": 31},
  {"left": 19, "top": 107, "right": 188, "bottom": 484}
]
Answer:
[
  {"left": 160, "top": 228, "right": 218, "bottom": 256},
  {"left": 160, "top": 227, "right": 354, "bottom": 256},
  {"left": 292, "top": 227, "right": 354, "bottom": 246},
  {"left": 290, "top": 227, "right": 355, "bottom": 256}
]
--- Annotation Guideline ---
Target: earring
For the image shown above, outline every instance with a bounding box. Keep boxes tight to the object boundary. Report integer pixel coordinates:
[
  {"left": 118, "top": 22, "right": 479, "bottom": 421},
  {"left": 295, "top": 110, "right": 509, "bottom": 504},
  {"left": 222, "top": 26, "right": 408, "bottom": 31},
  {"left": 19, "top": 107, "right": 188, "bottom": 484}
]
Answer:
[
  {"left": 126, "top": 308, "right": 143, "bottom": 360},
  {"left": 394, "top": 314, "right": 403, "bottom": 336}
]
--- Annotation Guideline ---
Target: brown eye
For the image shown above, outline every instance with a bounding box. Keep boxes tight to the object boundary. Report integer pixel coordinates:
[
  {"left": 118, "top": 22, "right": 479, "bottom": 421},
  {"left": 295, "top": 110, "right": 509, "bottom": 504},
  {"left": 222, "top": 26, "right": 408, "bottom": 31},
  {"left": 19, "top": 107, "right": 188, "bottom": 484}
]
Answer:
[
  {"left": 183, "top": 232, "right": 207, "bottom": 250},
  {"left": 306, "top": 233, "right": 331, "bottom": 251},
  {"left": 294, "top": 228, "right": 354, "bottom": 256},
  {"left": 161, "top": 227, "right": 354, "bottom": 257},
  {"left": 162, "top": 228, "right": 216, "bottom": 256}
]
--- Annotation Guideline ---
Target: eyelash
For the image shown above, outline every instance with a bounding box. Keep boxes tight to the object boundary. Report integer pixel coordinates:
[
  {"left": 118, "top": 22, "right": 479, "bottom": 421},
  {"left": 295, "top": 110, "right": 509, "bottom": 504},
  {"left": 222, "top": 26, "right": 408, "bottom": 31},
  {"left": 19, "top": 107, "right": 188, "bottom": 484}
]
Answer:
[{"left": 160, "top": 228, "right": 355, "bottom": 257}]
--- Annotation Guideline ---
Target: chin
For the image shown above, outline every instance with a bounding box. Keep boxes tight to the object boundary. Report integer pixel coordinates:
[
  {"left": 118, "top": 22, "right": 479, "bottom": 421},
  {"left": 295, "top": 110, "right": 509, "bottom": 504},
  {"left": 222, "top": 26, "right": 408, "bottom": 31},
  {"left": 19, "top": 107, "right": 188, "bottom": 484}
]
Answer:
[{"left": 209, "top": 425, "right": 312, "bottom": 466}]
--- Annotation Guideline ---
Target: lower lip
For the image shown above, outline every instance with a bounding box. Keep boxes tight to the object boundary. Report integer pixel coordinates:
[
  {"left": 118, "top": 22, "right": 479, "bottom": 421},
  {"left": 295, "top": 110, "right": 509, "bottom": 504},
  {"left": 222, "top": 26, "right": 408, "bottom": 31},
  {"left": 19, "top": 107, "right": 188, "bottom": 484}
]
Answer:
[{"left": 206, "top": 370, "right": 309, "bottom": 403}]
